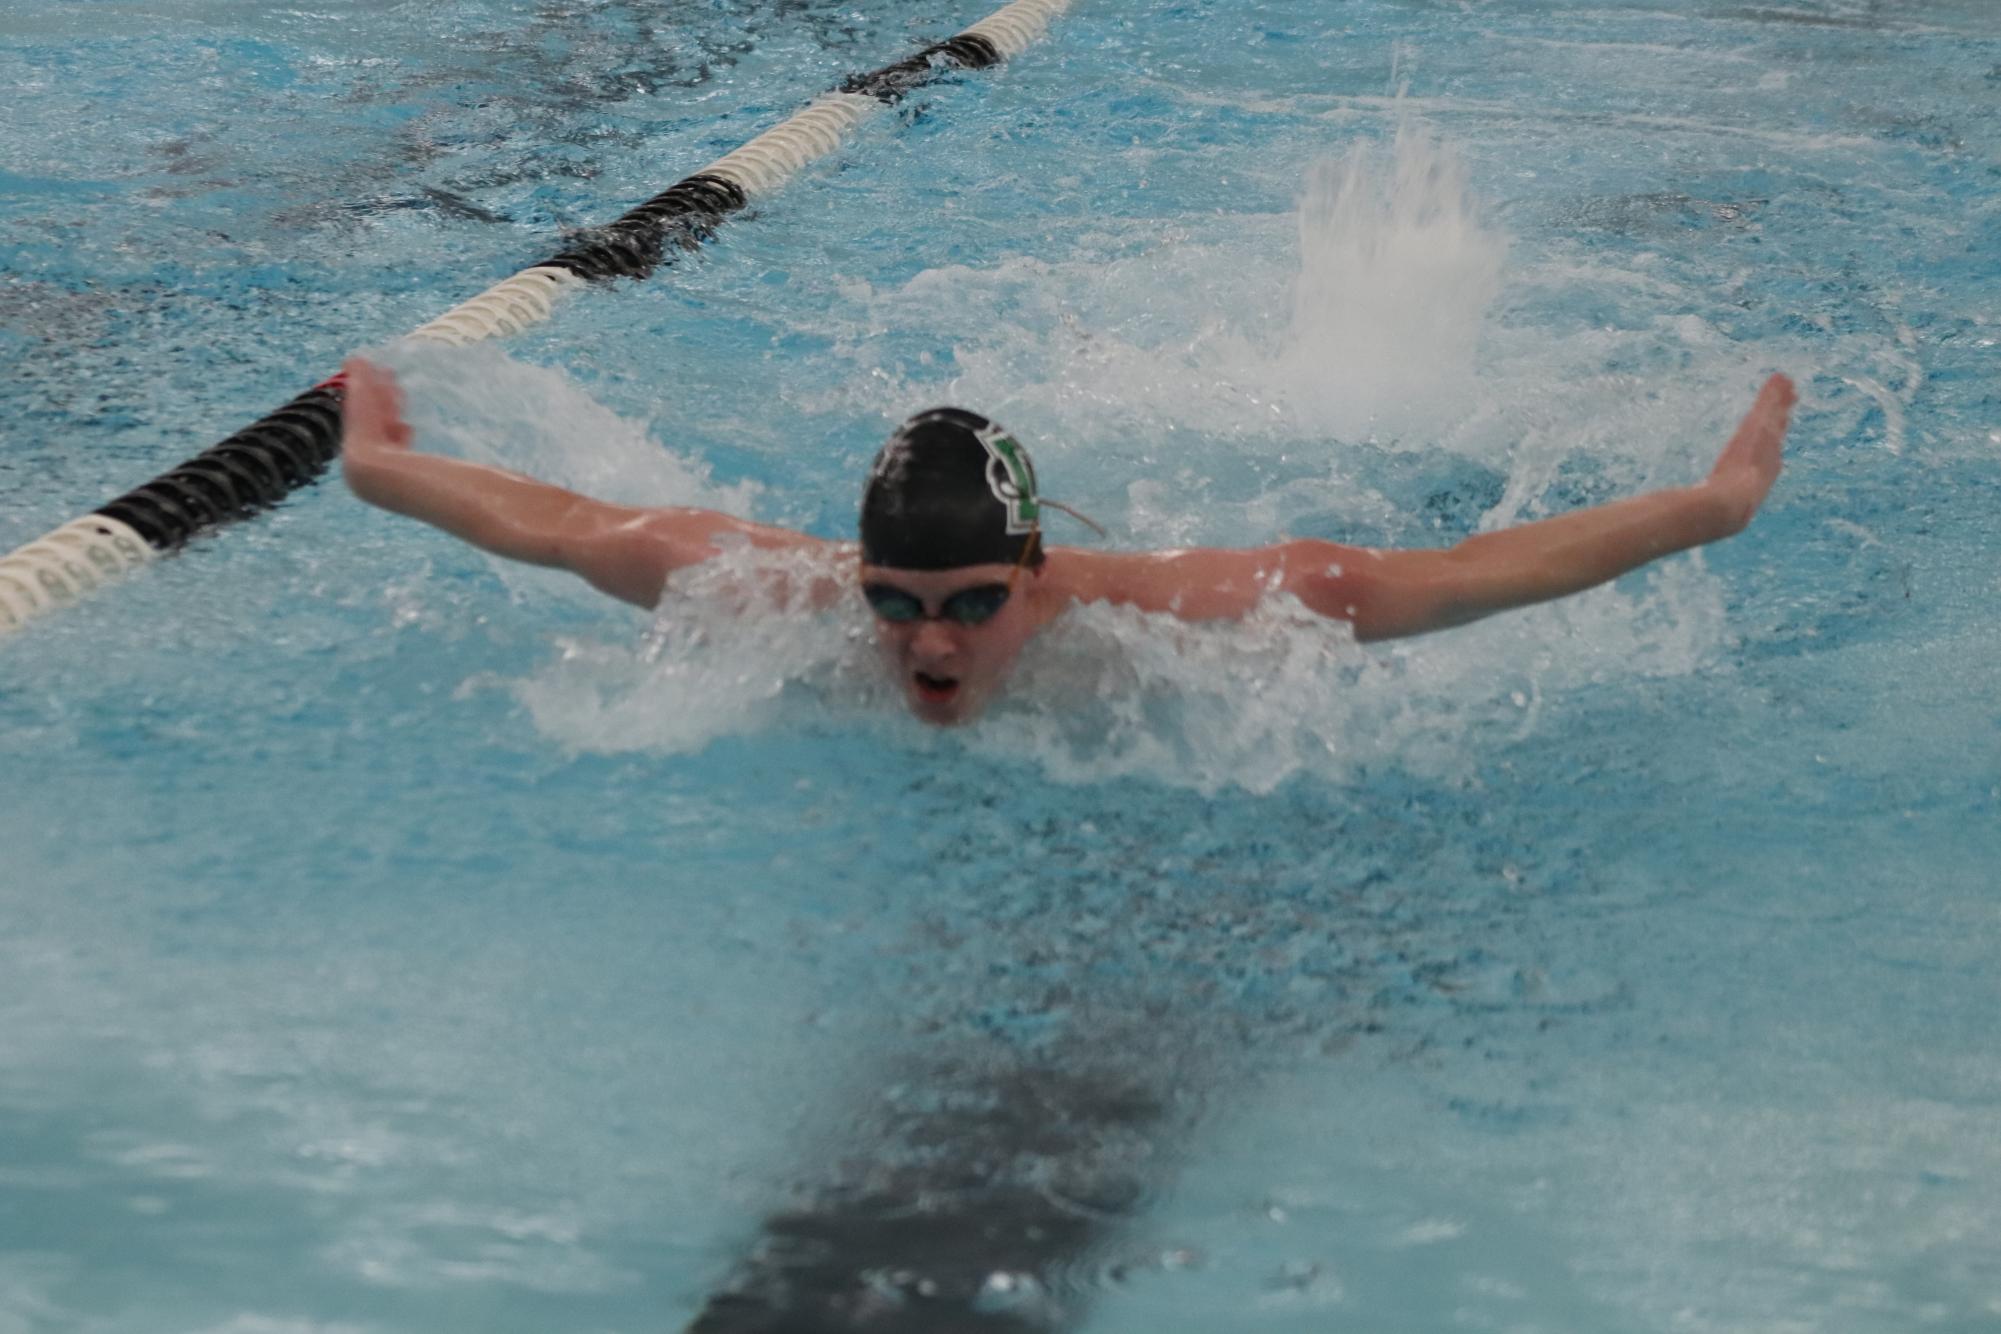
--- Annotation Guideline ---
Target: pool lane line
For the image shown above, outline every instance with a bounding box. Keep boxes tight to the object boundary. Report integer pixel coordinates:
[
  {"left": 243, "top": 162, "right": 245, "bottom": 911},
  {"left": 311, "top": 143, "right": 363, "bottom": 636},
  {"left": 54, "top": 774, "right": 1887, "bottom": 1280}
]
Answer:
[{"left": 0, "top": 0, "right": 1071, "bottom": 640}]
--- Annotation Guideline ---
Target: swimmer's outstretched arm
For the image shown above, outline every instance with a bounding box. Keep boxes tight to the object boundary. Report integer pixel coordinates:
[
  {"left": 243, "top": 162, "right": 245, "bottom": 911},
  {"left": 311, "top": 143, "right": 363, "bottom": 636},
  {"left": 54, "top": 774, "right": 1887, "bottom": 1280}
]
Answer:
[
  {"left": 1063, "top": 373, "right": 1797, "bottom": 641},
  {"left": 339, "top": 357, "right": 825, "bottom": 608}
]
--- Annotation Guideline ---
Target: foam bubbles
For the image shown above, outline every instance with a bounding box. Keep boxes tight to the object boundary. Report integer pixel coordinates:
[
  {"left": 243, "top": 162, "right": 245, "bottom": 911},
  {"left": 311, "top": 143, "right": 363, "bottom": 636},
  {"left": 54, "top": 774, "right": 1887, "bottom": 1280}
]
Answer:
[
  {"left": 510, "top": 544, "right": 892, "bottom": 754},
  {"left": 501, "top": 547, "right": 1723, "bottom": 794},
  {"left": 962, "top": 559, "right": 1724, "bottom": 795}
]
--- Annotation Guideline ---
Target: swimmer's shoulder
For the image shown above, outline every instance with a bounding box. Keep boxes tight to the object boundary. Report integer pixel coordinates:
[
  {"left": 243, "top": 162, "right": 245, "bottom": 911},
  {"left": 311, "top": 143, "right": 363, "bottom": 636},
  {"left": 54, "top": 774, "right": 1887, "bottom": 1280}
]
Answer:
[{"left": 1041, "top": 540, "right": 1375, "bottom": 622}]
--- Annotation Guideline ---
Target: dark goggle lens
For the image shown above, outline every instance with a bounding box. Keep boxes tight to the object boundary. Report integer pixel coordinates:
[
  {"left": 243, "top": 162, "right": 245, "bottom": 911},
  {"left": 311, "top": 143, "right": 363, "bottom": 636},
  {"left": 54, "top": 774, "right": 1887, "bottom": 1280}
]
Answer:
[
  {"left": 863, "top": 585, "right": 925, "bottom": 622},
  {"left": 940, "top": 584, "right": 1010, "bottom": 625},
  {"left": 862, "top": 583, "right": 1012, "bottom": 626}
]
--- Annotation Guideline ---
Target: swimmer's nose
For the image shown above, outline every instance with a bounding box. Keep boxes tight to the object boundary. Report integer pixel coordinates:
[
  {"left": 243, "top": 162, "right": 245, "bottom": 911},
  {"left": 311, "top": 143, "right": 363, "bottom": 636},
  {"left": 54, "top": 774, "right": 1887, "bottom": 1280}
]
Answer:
[{"left": 910, "top": 618, "right": 958, "bottom": 659}]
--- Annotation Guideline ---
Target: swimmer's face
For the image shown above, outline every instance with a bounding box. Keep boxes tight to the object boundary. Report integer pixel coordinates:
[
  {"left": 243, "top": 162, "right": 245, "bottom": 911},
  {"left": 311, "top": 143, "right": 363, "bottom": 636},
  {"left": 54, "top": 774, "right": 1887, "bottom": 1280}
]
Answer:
[{"left": 859, "top": 561, "right": 1044, "bottom": 726}]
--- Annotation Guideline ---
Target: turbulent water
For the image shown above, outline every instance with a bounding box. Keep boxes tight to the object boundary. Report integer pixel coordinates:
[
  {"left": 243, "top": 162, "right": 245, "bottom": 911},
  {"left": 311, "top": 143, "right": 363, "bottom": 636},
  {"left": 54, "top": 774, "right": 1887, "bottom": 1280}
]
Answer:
[
  {"left": 392, "top": 123, "right": 1725, "bottom": 795},
  {"left": 3, "top": 0, "right": 1999, "bottom": 1331}
]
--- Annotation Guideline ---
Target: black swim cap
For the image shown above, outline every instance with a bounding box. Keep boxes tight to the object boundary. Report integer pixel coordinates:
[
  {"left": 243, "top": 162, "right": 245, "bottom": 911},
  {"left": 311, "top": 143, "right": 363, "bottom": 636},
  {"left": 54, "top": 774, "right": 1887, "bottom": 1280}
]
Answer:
[{"left": 859, "top": 407, "right": 1044, "bottom": 570}]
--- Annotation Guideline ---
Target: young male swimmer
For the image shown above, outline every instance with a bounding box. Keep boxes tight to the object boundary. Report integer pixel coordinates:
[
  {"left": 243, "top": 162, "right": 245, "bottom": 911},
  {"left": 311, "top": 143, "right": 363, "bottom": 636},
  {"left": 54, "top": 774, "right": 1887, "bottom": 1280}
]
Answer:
[{"left": 341, "top": 357, "right": 1797, "bottom": 727}]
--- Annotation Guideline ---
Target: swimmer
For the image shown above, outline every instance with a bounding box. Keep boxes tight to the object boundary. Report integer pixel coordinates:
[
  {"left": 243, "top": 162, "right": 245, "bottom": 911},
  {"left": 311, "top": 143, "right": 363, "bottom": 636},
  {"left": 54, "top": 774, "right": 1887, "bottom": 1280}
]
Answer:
[{"left": 340, "top": 357, "right": 1796, "bottom": 726}]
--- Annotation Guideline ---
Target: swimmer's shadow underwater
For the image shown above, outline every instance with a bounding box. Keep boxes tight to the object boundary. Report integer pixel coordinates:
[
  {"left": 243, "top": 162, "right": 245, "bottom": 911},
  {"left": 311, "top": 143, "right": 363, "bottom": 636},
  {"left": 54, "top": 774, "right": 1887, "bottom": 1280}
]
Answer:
[{"left": 685, "top": 1059, "right": 1174, "bottom": 1333}]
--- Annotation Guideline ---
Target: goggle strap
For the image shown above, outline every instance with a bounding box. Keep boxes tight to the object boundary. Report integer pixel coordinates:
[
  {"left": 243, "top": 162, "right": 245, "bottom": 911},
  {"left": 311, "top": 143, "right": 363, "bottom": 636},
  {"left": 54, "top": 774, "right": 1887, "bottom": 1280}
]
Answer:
[{"left": 1038, "top": 497, "right": 1107, "bottom": 540}]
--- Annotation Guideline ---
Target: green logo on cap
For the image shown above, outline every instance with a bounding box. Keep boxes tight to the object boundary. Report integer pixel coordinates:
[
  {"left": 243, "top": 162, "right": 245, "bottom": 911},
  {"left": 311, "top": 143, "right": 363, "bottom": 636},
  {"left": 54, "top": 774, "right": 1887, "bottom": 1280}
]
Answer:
[{"left": 978, "top": 427, "right": 1039, "bottom": 535}]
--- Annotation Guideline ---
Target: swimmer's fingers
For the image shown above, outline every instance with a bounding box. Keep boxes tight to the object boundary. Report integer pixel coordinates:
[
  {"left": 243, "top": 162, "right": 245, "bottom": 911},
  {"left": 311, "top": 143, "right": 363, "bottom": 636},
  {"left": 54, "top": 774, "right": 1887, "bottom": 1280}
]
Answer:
[
  {"left": 340, "top": 356, "right": 414, "bottom": 452},
  {"left": 1705, "top": 372, "right": 1796, "bottom": 533}
]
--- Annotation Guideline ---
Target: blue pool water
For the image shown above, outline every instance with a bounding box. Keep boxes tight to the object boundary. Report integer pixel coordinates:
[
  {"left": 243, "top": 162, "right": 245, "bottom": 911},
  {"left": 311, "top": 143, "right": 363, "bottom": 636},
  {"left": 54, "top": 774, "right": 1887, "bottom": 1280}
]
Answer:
[{"left": 4, "top": 0, "right": 1999, "bottom": 1329}]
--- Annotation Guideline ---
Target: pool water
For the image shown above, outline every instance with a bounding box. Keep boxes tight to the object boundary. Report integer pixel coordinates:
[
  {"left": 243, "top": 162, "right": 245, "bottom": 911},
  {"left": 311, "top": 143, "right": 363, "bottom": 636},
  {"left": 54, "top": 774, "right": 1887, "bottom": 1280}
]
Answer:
[{"left": 4, "top": 0, "right": 1999, "bottom": 1330}]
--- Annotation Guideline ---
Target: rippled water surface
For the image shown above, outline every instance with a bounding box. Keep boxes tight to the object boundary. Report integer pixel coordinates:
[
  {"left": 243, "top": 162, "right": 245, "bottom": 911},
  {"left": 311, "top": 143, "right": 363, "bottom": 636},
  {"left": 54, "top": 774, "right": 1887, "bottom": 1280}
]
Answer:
[{"left": 3, "top": 0, "right": 1999, "bottom": 1330}]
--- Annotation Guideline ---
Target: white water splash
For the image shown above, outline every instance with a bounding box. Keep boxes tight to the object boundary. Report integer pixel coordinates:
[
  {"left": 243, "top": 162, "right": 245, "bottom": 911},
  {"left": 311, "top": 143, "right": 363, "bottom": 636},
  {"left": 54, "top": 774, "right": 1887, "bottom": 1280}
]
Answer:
[
  {"left": 792, "top": 122, "right": 1505, "bottom": 465},
  {"left": 1276, "top": 121, "right": 1508, "bottom": 441},
  {"left": 382, "top": 340, "right": 761, "bottom": 514},
  {"left": 959, "top": 558, "right": 1725, "bottom": 795},
  {"left": 510, "top": 544, "right": 891, "bottom": 754},
  {"left": 499, "top": 537, "right": 1723, "bottom": 795}
]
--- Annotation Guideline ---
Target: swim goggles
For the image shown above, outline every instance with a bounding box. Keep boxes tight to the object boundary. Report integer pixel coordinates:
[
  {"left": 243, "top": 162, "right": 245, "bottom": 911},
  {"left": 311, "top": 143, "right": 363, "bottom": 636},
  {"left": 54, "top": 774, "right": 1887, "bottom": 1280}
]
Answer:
[
  {"left": 862, "top": 581, "right": 1013, "bottom": 626},
  {"left": 863, "top": 510, "right": 1044, "bottom": 627}
]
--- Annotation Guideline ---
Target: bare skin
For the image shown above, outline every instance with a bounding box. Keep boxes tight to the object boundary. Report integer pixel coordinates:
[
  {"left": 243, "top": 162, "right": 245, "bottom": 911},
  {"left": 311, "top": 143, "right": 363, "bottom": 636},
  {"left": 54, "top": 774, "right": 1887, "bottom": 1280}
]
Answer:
[{"left": 341, "top": 356, "right": 1797, "bottom": 725}]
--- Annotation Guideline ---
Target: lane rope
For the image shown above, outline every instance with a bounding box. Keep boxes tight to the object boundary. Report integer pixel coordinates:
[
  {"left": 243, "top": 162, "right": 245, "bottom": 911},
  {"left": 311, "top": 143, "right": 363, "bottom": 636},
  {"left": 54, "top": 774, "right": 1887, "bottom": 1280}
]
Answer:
[{"left": 0, "top": 0, "right": 1071, "bottom": 639}]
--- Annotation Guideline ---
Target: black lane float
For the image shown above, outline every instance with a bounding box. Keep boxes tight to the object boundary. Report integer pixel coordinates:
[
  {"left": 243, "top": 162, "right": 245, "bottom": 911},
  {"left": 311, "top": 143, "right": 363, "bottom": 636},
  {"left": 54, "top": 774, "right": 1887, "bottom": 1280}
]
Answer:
[{"left": 0, "top": 0, "right": 1068, "bottom": 636}]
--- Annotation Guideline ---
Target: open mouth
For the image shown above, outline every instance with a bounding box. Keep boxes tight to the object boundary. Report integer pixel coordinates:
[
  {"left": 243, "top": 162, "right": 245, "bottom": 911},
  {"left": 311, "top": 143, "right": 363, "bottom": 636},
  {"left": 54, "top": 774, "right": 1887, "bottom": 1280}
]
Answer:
[{"left": 913, "top": 671, "right": 960, "bottom": 703}]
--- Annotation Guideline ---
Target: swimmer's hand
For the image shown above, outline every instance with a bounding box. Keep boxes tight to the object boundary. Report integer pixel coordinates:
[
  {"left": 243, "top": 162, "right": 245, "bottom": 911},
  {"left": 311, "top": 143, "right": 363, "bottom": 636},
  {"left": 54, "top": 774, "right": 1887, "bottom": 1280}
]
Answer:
[
  {"left": 339, "top": 356, "right": 415, "bottom": 457},
  {"left": 1701, "top": 372, "right": 1796, "bottom": 535}
]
